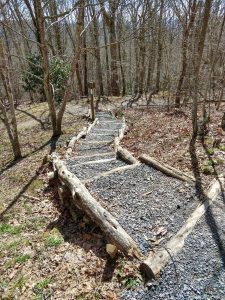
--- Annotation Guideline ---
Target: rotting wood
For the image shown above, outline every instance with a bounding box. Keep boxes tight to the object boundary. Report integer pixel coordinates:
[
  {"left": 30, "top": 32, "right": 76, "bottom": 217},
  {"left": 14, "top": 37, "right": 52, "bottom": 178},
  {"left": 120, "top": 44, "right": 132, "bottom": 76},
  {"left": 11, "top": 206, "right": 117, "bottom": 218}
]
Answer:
[
  {"left": 83, "top": 163, "right": 140, "bottom": 183},
  {"left": 139, "top": 154, "right": 195, "bottom": 183},
  {"left": 140, "top": 175, "right": 224, "bottom": 280},
  {"left": 52, "top": 153, "right": 140, "bottom": 257},
  {"left": 117, "top": 146, "right": 139, "bottom": 164}
]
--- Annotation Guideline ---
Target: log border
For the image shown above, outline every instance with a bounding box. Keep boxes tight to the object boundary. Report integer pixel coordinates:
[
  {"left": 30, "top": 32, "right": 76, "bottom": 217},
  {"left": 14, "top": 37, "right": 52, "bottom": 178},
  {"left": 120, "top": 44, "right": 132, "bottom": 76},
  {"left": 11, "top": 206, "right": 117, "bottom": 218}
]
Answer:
[
  {"left": 140, "top": 175, "right": 224, "bottom": 280},
  {"left": 114, "top": 116, "right": 139, "bottom": 164},
  {"left": 139, "top": 154, "right": 195, "bottom": 183},
  {"left": 65, "top": 118, "right": 99, "bottom": 158},
  {"left": 52, "top": 152, "right": 141, "bottom": 258}
]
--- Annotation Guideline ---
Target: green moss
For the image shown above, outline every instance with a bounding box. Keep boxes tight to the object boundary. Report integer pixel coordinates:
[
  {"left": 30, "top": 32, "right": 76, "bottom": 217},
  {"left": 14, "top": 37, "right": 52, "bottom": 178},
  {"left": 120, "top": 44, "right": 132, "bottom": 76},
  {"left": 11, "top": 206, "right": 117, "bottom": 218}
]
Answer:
[
  {"left": 123, "top": 277, "right": 140, "bottom": 289},
  {"left": 205, "top": 137, "right": 214, "bottom": 145},
  {"left": 202, "top": 165, "right": 213, "bottom": 175},
  {"left": 205, "top": 158, "right": 223, "bottom": 166},
  {"left": 0, "top": 223, "right": 22, "bottom": 235},
  {"left": 46, "top": 235, "right": 63, "bottom": 247},
  {"left": 205, "top": 148, "right": 214, "bottom": 155},
  {"left": 27, "top": 179, "right": 43, "bottom": 196},
  {"left": 34, "top": 278, "right": 52, "bottom": 299},
  {"left": 15, "top": 254, "right": 31, "bottom": 264},
  {"left": 4, "top": 239, "right": 22, "bottom": 250},
  {"left": 219, "top": 145, "right": 225, "bottom": 151},
  {"left": 12, "top": 276, "right": 28, "bottom": 291}
]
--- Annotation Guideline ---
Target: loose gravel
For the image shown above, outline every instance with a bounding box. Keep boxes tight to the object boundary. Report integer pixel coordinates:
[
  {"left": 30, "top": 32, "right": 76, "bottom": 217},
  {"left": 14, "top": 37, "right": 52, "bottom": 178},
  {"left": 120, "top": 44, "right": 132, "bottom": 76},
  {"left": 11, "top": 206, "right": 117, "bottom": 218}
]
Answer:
[
  {"left": 65, "top": 111, "right": 225, "bottom": 299},
  {"left": 121, "top": 193, "right": 225, "bottom": 300},
  {"left": 87, "top": 164, "right": 198, "bottom": 255},
  {"left": 67, "top": 159, "right": 127, "bottom": 180}
]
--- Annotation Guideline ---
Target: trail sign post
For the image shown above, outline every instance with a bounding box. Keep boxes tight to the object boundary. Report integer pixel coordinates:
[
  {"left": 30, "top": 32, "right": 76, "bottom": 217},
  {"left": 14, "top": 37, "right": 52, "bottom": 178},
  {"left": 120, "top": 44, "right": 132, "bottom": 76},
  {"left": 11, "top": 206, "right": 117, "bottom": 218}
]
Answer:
[{"left": 88, "top": 82, "right": 95, "bottom": 121}]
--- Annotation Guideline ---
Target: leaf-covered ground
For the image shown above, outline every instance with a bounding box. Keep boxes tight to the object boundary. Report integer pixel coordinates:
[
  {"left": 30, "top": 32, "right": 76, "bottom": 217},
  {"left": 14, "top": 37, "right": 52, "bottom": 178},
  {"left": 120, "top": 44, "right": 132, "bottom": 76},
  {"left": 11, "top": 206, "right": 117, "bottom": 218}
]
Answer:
[
  {"left": 0, "top": 100, "right": 140, "bottom": 299},
  {"left": 121, "top": 103, "right": 225, "bottom": 187},
  {"left": 2, "top": 99, "right": 224, "bottom": 299}
]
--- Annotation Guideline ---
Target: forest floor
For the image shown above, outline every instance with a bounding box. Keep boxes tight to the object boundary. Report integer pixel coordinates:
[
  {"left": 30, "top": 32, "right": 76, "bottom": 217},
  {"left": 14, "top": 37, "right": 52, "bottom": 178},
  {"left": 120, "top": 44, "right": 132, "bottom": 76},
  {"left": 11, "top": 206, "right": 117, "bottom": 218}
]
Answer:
[
  {"left": 121, "top": 102, "right": 225, "bottom": 186},
  {"left": 1, "top": 98, "right": 225, "bottom": 299},
  {"left": 0, "top": 100, "right": 140, "bottom": 299}
]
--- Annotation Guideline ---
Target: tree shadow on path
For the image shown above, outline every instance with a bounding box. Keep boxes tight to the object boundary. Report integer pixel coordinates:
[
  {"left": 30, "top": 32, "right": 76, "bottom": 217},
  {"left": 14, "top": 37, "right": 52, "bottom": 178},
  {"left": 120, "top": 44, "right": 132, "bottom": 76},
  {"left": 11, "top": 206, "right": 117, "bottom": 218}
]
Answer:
[{"left": 189, "top": 135, "right": 225, "bottom": 268}]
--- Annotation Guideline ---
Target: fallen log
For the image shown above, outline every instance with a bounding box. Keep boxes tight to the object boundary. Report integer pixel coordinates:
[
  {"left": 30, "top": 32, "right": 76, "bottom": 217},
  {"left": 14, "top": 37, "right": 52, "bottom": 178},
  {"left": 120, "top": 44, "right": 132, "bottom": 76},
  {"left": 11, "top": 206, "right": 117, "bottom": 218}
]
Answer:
[
  {"left": 83, "top": 163, "right": 140, "bottom": 183},
  {"left": 67, "top": 126, "right": 87, "bottom": 149},
  {"left": 114, "top": 117, "right": 126, "bottom": 153},
  {"left": 117, "top": 146, "right": 139, "bottom": 164},
  {"left": 140, "top": 175, "right": 224, "bottom": 280},
  {"left": 86, "top": 117, "right": 99, "bottom": 134},
  {"left": 139, "top": 154, "right": 195, "bottom": 183},
  {"left": 66, "top": 118, "right": 99, "bottom": 157},
  {"left": 52, "top": 153, "right": 140, "bottom": 257},
  {"left": 114, "top": 137, "right": 120, "bottom": 152}
]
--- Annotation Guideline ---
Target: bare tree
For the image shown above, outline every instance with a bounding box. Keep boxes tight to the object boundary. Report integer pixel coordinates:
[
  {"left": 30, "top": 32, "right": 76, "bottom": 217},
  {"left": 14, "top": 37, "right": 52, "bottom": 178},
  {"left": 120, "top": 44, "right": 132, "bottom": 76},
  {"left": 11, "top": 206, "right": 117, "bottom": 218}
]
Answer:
[{"left": 0, "top": 39, "right": 21, "bottom": 159}]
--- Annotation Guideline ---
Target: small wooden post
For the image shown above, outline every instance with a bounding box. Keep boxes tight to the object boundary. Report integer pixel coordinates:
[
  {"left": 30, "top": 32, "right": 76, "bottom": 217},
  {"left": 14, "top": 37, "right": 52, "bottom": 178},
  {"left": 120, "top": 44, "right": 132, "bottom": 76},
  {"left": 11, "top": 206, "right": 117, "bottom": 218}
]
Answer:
[{"left": 88, "top": 81, "right": 95, "bottom": 121}]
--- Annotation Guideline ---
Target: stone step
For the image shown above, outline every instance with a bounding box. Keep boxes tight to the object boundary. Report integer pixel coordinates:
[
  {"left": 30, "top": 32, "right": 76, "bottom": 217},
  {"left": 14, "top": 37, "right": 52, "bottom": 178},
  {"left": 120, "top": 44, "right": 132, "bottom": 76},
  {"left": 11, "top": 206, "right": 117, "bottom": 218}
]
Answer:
[{"left": 67, "top": 159, "right": 127, "bottom": 181}]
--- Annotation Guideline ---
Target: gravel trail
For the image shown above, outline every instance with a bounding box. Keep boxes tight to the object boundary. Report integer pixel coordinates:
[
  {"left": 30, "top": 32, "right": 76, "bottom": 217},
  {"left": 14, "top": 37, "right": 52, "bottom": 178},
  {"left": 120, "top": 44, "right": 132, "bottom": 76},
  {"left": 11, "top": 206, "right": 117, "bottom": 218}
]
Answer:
[
  {"left": 87, "top": 164, "right": 198, "bottom": 255},
  {"left": 64, "top": 112, "right": 225, "bottom": 299},
  {"left": 122, "top": 193, "right": 225, "bottom": 300}
]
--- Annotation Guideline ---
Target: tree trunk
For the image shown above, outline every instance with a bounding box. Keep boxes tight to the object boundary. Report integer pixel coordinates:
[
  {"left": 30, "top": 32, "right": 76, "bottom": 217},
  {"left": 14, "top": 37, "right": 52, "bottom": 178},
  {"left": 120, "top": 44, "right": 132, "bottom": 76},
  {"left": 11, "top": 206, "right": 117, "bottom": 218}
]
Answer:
[
  {"left": 91, "top": 4, "right": 104, "bottom": 97},
  {"left": 175, "top": 0, "right": 197, "bottom": 108},
  {"left": 155, "top": 0, "right": 164, "bottom": 93},
  {"left": 100, "top": 1, "right": 120, "bottom": 96},
  {"left": 34, "top": 0, "right": 58, "bottom": 136},
  {"left": 0, "top": 39, "right": 21, "bottom": 159},
  {"left": 192, "top": 0, "right": 212, "bottom": 136},
  {"left": 56, "top": 0, "right": 84, "bottom": 135},
  {"left": 103, "top": 21, "right": 110, "bottom": 95},
  {"left": 108, "top": 20, "right": 120, "bottom": 96}
]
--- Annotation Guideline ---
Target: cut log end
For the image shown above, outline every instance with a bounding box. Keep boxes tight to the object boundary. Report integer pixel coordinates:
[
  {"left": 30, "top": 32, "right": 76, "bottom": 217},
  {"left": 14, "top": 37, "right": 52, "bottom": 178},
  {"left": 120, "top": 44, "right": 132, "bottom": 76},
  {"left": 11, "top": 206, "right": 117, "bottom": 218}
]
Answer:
[
  {"left": 117, "top": 146, "right": 139, "bottom": 164},
  {"left": 139, "top": 261, "right": 156, "bottom": 280}
]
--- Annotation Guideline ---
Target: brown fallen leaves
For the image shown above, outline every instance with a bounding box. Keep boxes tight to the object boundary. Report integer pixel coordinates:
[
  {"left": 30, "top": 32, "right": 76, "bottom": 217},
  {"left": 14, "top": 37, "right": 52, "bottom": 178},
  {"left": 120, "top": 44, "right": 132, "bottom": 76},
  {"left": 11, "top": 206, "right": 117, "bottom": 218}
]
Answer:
[
  {"left": 122, "top": 104, "right": 225, "bottom": 187},
  {"left": 0, "top": 101, "right": 143, "bottom": 300}
]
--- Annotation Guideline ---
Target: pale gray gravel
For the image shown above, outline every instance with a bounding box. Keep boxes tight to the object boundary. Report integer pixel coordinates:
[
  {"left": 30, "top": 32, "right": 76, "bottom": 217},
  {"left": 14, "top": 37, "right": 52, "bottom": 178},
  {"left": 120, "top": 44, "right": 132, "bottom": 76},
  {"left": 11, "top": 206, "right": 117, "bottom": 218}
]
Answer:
[
  {"left": 121, "top": 193, "right": 225, "bottom": 300},
  {"left": 65, "top": 111, "right": 225, "bottom": 299},
  {"left": 67, "top": 159, "right": 127, "bottom": 180},
  {"left": 87, "top": 164, "right": 198, "bottom": 255}
]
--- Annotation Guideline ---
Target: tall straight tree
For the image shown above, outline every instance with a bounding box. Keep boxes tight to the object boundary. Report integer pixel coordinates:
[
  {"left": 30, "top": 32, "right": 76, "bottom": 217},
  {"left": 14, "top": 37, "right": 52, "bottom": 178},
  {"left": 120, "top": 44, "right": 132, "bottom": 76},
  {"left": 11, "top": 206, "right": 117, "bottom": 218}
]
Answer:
[
  {"left": 174, "top": 0, "right": 198, "bottom": 108},
  {"left": 0, "top": 39, "right": 21, "bottom": 159},
  {"left": 32, "top": 0, "right": 85, "bottom": 136},
  {"left": 192, "top": 0, "right": 213, "bottom": 136},
  {"left": 99, "top": 0, "right": 120, "bottom": 96}
]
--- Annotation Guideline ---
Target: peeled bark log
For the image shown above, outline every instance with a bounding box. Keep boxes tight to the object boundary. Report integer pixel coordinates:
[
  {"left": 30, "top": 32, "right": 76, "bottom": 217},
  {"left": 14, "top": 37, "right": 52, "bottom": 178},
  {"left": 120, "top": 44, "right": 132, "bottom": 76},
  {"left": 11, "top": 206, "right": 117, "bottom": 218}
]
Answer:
[
  {"left": 86, "top": 117, "right": 99, "bottom": 134},
  {"left": 139, "top": 154, "right": 195, "bottom": 183},
  {"left": 140, "top": 175, "right": 224, "bottom": 280},
  {"left": 68, "top": 126, "right": 87, "bottom": 149},
  {"left": 117, "top": 146, "right": 139, "bottom": 164},
  {"left": 52, "top": 153, "right": 140, "bottom": 257},
  {"left": 66, "top": 118, "right": 99, "bottom": 157}
]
